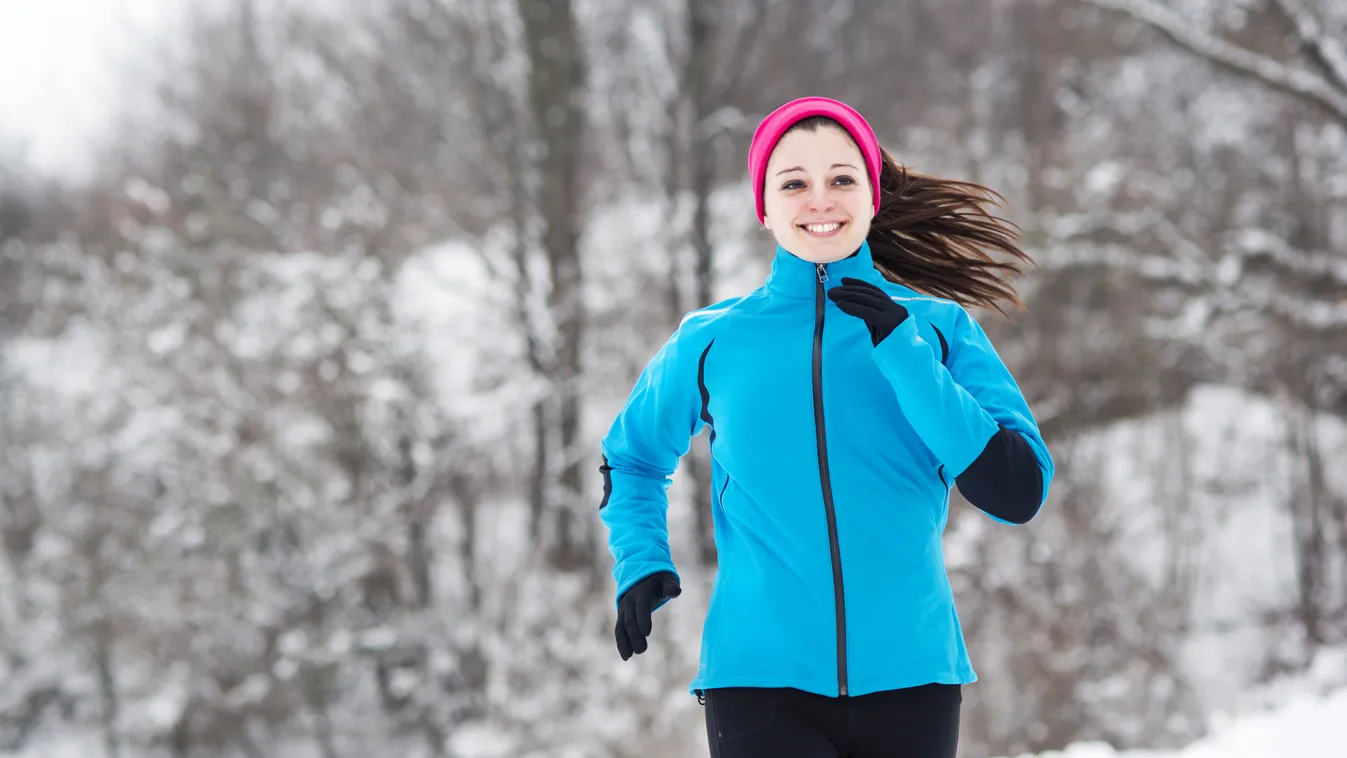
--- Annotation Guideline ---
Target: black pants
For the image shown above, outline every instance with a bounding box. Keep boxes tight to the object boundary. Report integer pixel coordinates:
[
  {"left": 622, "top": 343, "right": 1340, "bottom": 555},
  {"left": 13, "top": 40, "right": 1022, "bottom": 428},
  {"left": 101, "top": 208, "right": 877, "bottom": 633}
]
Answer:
[{"left": 702, "top": 684, "right": 961, "bottom": 758}]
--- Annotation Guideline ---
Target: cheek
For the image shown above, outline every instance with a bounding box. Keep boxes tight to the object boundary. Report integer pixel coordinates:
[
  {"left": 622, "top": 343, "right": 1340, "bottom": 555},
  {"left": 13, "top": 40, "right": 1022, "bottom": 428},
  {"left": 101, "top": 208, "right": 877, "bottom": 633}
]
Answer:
[
  {"left": 764, "top": 195, "right": 799, "bottom": 229},
  {"left": 846, "top": 196, "right": 873, "bottom": 236},
  {"left": 849, "top": 191, "right": 873, "bottom": 219}
]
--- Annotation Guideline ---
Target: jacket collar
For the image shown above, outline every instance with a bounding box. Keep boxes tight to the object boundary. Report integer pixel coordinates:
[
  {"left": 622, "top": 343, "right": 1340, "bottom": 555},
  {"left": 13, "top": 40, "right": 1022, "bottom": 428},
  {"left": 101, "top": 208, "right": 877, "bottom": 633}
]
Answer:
[{"left": 764, "top": 239, "right": 885, "bottom": 299}]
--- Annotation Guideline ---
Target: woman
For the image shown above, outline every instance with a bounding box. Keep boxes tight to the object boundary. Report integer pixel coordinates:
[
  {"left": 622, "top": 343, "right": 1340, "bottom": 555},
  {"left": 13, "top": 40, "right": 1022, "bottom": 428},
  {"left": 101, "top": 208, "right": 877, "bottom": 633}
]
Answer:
[{"left": 597, "top": 96, "right": 1053, "bottom": 758}]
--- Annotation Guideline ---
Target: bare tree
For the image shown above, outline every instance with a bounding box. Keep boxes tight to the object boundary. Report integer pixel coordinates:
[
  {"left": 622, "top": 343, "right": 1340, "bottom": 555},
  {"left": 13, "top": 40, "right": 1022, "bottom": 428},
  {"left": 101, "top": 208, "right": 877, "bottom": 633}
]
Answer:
[{"left": 514, "top": 0, "right": 594, "bottom": 572}]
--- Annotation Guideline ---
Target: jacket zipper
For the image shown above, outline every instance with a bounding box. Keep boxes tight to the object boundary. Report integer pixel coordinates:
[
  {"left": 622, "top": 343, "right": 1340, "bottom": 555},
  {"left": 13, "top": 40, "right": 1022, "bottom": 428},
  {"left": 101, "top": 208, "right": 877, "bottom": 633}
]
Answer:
[{"left": 813, "top": 262, "right": 848, "bottom": 697}]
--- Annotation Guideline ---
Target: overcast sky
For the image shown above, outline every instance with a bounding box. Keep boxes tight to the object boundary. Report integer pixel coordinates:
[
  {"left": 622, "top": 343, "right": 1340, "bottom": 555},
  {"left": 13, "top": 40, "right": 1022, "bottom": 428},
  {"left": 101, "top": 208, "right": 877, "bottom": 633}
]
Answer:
[{"left": 0, "top": 0, "right": 172, "bottom": 180}]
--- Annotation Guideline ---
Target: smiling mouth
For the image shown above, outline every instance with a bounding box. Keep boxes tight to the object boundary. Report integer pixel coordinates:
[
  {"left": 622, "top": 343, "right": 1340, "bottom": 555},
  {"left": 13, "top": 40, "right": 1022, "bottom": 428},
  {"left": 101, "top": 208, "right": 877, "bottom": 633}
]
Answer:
[{"left": 800, "top": 221, "right": 846, "bottom": 237}]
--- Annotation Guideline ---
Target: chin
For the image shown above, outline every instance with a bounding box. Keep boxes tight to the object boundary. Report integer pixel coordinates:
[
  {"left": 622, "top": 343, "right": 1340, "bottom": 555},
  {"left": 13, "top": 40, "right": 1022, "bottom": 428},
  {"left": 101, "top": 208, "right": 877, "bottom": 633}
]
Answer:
[{"left": 795, "top": 236, "right": 857, "bottom": 263}]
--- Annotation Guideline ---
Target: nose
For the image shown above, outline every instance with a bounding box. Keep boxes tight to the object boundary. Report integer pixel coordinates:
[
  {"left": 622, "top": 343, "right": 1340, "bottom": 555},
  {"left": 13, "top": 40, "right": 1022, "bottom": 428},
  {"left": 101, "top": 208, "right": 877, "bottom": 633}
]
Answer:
[{"left": 807, "top": 184, "right": 835, "bottom": 212}]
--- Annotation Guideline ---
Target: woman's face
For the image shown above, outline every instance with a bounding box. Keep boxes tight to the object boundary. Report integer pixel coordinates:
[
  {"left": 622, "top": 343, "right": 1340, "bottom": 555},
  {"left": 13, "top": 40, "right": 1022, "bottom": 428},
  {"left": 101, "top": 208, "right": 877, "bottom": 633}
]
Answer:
[{"left": 762, "top": 126, "right": 873, "bottom": 264}]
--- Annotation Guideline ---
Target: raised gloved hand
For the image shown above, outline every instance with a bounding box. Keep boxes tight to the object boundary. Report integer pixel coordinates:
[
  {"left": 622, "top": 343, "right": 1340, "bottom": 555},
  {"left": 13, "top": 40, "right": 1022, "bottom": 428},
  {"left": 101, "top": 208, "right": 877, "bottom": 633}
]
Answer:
[
  {"left": 615, "top": 571, "right": 681, "bottom": 660},
  {"left": 826, "top": 277, "right": 910, "bottom": 346}
]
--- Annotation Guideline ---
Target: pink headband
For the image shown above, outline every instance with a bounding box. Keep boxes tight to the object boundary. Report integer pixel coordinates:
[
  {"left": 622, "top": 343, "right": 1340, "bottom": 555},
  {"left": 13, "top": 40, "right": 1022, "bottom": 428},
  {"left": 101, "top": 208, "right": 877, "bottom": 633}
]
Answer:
[{"left": 747, "top": 96, "right": 883, "bottom": 224}]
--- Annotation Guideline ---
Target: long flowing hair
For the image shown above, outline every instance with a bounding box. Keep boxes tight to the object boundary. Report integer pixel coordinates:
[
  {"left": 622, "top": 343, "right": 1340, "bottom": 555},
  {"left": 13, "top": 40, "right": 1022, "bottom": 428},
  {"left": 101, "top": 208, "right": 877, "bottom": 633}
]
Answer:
[{"left": 788, "top": 116, "right": 1032, "bottom": 315}]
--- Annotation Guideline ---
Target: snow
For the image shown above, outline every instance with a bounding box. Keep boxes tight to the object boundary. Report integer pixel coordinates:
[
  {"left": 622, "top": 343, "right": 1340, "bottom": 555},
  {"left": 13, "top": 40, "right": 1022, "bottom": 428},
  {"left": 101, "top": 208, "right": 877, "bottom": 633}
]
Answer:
[
  {"left": 993, "top": 686, "right": 1347, "bottom": 758},
  {"left": 7, "top": 323, "right": 109, "bottom": 399},
  {"left": 6, "top": 732, "right": 106, "bottom": 758}
]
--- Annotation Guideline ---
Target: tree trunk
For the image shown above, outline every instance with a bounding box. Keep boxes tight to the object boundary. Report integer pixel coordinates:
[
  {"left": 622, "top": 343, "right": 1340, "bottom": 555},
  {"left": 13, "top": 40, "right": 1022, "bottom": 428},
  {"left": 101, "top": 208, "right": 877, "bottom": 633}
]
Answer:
[
  {"left": 454, "top": 471, "right": 488, "bottom": 720},
  {"left": 304, "top": 682, "right": 340, "bottom": 758},
  {"left": 398, "top": 430, "right": 433, "bottom": 608},
  {"left": 1290, "top": 401, "right": 1327, "bottom": 646},
  {"left": 527, "top": 399, "right": 548, "bottom": 545},
  {"left": 94, "top": 622, "right": 120, "bottom": 758},
  {"left": 517, "top": 0, "right": 592, "bottom": 572},
  {"left": 685, "top": 0, "right": 718, "bottom": 567}
]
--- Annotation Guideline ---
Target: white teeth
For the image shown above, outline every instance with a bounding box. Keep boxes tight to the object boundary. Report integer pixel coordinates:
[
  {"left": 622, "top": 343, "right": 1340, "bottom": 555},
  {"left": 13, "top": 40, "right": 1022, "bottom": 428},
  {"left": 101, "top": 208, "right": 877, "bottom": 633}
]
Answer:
[{"left": 805, "top": 223, "right": 841, "bottom": 234}]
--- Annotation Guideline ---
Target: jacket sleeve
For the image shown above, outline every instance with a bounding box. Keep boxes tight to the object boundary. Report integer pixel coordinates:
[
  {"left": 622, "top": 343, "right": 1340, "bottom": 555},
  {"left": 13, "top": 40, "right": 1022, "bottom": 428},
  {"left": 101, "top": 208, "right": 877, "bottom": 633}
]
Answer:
[
  {"left": 599, "top": 316, "right": 711, "bottom": 606},
  {"left": 869, "top": 306, "right": 1053, "bottom": 524}
]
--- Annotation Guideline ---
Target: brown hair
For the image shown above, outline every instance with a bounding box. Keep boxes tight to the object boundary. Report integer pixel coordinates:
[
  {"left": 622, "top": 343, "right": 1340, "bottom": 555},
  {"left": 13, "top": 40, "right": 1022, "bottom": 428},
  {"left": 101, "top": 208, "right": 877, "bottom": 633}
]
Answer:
[{"left": 786, "top": 117, "right": 1032, "bottom": 316}]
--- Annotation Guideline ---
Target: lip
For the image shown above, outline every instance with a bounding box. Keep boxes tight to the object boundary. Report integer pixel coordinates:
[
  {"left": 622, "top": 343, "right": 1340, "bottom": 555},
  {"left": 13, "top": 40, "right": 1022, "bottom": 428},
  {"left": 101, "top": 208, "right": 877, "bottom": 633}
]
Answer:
[{"left": 799, "top": 220, "right": 847, "bottom": 238}]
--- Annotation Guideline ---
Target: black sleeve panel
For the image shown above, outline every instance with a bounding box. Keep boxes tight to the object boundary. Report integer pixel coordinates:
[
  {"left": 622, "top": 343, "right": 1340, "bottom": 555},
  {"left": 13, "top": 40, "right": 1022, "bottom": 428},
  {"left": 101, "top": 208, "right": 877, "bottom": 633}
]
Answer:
[{"left": 955, "top": 426, "right": 1044, "bottom": 525}]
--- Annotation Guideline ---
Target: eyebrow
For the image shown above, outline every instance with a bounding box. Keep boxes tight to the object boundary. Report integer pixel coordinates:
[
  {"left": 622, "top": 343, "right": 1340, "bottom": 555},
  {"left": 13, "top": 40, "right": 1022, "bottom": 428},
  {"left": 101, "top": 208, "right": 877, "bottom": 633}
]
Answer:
[{"left": 775, "top": 163, "right": 859, "bottom": 176}]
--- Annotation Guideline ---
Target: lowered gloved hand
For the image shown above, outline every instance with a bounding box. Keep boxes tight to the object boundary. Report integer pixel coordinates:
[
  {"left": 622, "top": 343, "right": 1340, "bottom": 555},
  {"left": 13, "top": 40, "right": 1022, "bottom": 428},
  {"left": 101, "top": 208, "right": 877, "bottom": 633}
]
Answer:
[
  {"left": 615, "top": 571, "right": 681, "bottom": 660},
  {"left": 827, "top": 277, "right": 910, "bottom": 346}
]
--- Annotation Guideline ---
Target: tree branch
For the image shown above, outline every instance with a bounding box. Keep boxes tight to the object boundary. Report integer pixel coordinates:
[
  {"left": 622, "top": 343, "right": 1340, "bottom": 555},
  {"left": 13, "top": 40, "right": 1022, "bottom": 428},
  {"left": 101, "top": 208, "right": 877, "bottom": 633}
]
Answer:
[
  {"left": 1081, "top": 0, "right": 1347, "bottom": 124},
  {"left": 1268, "top": 0, "right": 1347, "bottom": 97},
  {"left": 710, "top": 0, "right": 774, "bottom": 107}
]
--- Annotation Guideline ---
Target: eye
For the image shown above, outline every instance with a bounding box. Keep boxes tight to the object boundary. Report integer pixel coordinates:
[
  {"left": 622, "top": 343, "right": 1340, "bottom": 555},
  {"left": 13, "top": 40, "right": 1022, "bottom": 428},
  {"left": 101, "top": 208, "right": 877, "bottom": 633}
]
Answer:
[
  {"left": 833, "top": 175, "right": 856, "bottom": 186},
  {"left": 781, "top": 179, "right": 805, "bottom": 190}
]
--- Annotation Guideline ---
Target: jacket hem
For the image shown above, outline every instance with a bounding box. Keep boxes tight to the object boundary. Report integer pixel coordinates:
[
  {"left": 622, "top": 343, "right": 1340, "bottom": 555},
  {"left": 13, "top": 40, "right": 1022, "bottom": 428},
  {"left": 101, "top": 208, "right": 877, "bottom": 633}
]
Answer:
[{"left": 689, "top": 669, "right": 976, "bottom": 698}]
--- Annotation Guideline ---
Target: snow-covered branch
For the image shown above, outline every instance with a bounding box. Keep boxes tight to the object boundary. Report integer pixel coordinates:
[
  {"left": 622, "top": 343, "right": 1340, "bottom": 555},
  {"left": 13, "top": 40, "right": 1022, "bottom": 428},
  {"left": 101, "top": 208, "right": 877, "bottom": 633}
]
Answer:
[
  {"left": 1042, "top": 212, "right": 1347, "bottom": 297},
  {"left": 1081, "top": 0, "right": 1347, "bottom": 123},
  {"left": 1269, "top": 0, "right": 1347, "bottom": 96}
]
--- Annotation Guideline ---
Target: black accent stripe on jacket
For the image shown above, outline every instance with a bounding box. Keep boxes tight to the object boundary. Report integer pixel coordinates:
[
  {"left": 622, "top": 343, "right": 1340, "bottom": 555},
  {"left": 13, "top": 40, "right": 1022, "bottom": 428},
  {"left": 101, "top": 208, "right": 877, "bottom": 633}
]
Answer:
[{"left": 697, "top": 340, "right": 716, "bottom": 445}]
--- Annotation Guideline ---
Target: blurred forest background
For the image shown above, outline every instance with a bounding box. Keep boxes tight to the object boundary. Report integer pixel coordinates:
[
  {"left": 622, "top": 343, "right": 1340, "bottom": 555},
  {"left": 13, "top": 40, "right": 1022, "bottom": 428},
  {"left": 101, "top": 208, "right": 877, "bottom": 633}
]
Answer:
[{"left": 2, "top": 0, "right": 1346, "bottom": 756}]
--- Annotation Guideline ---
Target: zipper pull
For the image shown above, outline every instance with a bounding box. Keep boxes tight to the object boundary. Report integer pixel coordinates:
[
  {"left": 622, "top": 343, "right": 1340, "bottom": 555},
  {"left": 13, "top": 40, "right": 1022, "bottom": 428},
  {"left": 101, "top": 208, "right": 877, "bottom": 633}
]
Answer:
[{"left": 817, "top": 263, "right": 829, "bottom": 283}]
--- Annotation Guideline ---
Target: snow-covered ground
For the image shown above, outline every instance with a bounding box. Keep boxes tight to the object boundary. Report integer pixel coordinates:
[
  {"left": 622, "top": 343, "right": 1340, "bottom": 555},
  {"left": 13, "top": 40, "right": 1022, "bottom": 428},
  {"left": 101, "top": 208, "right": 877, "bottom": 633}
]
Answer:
[
  {"left": 996, "top": 684, "right": 1347, "bottom": 758},
  {"left": 993, "top": 646, "right": 1347, "bottom": 758}
]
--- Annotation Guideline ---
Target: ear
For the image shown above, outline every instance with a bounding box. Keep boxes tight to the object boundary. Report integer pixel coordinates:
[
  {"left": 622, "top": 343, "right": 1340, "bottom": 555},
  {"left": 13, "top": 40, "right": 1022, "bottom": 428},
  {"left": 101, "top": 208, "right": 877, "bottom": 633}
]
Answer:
[{"left": 762, "top": 216, "right": 772, "bottom": 232}]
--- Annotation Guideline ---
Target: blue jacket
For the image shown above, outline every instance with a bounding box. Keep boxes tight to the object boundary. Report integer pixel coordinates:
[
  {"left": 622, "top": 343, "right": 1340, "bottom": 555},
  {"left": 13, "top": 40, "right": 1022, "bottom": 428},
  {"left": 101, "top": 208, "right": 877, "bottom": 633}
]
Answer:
[{"left": 599, "top": 241, "right": 1053, "bottom": 698}]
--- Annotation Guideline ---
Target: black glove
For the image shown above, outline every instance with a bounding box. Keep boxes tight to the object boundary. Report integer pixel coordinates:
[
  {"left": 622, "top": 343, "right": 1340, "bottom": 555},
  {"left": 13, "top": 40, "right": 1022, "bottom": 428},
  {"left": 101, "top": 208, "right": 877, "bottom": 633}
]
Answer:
[
  {"left": 826, "top": 277, "right": 910, "bottom": 346},
  {"left": 615, "top": 571, "right": 681, "bottom": 660}
]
